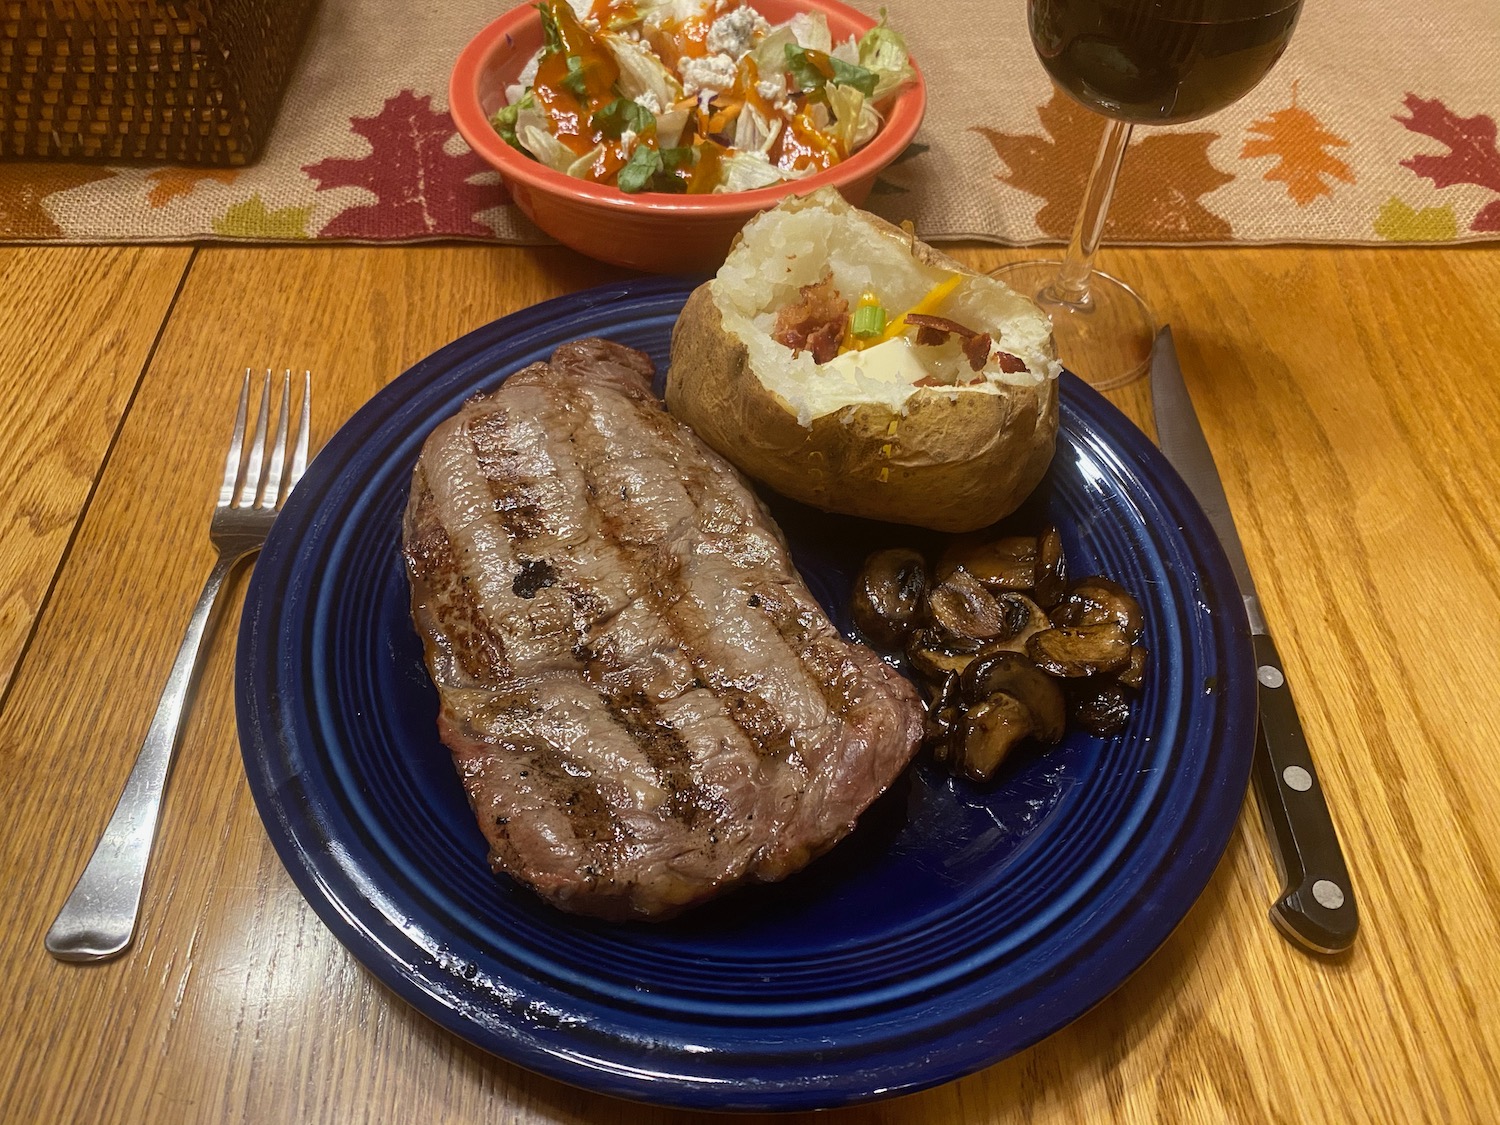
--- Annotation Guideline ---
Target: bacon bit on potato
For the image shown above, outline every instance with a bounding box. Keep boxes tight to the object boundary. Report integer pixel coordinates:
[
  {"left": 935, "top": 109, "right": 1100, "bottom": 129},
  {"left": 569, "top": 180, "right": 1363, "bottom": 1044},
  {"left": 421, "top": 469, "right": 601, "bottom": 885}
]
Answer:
[
  {"left": 962, "top": 333, "right": 993, "bottom": 372},
  {"left": 773, "top": 271, "right": 850, "bottom": 364},
  {"left": 904, "top": 313, "right": 981, "bottom": 340},
  {"left": 903, "top": 314, "right": 999, "bottom": 372},
  {"left": 995, "top": 352, "right": 1028, "bottom": 374}
]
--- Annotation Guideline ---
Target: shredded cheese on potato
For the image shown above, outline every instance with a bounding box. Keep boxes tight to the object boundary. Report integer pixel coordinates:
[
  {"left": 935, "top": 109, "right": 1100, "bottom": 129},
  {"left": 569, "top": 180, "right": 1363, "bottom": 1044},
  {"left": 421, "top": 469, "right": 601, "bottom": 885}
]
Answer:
[{"left": 877, "top": 274, "right": 963, "bottom": 343}]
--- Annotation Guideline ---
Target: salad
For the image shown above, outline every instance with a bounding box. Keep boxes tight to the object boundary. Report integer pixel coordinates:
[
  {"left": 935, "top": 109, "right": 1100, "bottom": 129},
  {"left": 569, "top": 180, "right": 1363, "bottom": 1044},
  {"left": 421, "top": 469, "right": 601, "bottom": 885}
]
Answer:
[{"left": 492, "top": 0, "right": 914, "bottom": 194}]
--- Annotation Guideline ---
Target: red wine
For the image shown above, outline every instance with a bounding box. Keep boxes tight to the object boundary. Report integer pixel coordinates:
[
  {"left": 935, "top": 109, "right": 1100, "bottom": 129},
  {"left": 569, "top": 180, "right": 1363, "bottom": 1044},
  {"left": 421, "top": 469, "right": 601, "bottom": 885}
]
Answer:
[{"left": 1029, "top": 0, "right": 1302, "bottom": 124}]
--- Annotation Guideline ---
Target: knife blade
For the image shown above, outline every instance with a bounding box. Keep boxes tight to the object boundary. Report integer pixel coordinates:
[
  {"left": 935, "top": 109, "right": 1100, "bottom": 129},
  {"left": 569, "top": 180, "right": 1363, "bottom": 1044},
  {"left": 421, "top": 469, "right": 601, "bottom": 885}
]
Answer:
[{"left": 1150, "top": 326, "right": 1358, "bottom": 955}]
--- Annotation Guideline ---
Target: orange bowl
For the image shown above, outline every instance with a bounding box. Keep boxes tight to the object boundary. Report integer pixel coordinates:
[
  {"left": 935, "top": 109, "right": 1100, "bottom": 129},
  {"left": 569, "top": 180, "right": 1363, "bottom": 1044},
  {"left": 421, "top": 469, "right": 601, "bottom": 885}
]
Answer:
[{"left": 450, "top": 0, "right": 927, "bottom": 273}]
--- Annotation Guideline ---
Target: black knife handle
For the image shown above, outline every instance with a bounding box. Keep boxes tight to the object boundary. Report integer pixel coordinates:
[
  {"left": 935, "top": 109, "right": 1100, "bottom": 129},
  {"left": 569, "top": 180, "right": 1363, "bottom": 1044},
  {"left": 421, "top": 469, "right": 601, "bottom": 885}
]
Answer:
[{"left": 1250, "top": 631, "right": 1359, "bottom": 954}]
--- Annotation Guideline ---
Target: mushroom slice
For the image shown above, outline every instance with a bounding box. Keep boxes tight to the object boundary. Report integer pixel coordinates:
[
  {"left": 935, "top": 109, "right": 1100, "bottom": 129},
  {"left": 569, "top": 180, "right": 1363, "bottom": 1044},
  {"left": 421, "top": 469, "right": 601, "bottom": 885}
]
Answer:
[
  {"left": 850, "top": 547, "right": 929, "bottom": 648},
  {"left": 1052, "top": 577, "right": 1145, "bottom": 643},
  {"left": 1070, "top": 681, "right": 1135, "bottom": 737},
  {"left": 1034, "top": 525, "right": 1068, "bottom": 608},
  {"left": 1118, "top": 644, "right": 1149, "bottom": 691},
  {"left": 958, "top": 692, "right": 1034, "bottom": 782},
  {"left": 1026, "top": 622, "right": 1132, "bottom": 678},
  {"left": 938, "top": 535, "right": 1039, "bottom": 591},
  {"left": 906, "top": 629, "right": 980, "bottom": 685},
  {"left": 959, "top": 650, "right": 1066, "bottom": 743},
  {"left": 924, "top": 672, "right": 962, "bottom": 763},
  {"left": 984, "top": 593, "right": 1053, "bottom": 652},
  {"left": 927, "top": 568, "right": 1007, "bottom": 644}
]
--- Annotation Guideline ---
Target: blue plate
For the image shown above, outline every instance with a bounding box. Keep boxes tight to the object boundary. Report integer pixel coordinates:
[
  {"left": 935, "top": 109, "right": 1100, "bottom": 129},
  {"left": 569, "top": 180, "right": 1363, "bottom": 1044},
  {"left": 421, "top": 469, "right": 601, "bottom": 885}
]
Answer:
[{"left": 237, "top": 277, "right": 1255, "bottom": 1111}]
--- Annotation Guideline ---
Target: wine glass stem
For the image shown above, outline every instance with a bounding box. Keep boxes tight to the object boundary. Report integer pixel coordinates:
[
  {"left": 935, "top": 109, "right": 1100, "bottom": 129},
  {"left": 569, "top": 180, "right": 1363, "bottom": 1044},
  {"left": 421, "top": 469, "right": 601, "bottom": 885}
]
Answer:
[{"left": 1048, "top": 118, "right": 1134, "bottom": 306}]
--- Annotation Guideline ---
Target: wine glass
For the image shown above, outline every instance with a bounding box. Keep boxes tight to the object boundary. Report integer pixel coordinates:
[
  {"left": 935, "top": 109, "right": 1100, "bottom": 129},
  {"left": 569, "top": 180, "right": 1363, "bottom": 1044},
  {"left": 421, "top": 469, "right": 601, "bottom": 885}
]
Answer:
[{"left": 996, "top": 0, "right": 1304, "bottom": 389}]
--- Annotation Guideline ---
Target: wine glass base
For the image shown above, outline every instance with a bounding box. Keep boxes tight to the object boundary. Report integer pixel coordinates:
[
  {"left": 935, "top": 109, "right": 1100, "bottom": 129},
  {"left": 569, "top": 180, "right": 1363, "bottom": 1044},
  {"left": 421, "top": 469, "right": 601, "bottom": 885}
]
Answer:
[{"left": 991, "top": 261, "right": 1156, "bottom": 391}]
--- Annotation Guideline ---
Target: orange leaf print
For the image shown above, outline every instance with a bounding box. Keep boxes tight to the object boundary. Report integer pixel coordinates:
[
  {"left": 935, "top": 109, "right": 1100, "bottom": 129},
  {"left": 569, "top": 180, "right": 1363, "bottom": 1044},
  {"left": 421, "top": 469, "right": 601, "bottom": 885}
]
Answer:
[
  {"left": 146, "top": 168, "right": 240, "bottom": 209},
  {"left": 975, "top": 90, "right": 1232, "bottom": 242},
  {"left": 1241, "top": 83, "right": 1354, "bottom": 205},
  {"left": 0, "top": 164, "right": 115, "bottom": 239}
]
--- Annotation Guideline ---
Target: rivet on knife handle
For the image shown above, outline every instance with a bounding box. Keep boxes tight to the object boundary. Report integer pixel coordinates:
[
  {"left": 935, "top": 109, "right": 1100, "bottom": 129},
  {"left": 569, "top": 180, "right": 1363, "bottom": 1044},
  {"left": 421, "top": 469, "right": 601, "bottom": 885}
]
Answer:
[{"left": 1250, "top": 632, "right": 1359, "bottom": 955}]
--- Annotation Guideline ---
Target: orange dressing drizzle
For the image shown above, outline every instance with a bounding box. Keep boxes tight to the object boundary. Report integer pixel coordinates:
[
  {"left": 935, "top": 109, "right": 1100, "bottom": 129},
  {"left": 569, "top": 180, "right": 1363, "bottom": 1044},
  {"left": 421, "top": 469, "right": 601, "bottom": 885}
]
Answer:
[
  {"left": 771, "top": 109, "right": 844, "bottom": 175},
  {"left": 587, "top": 0, "right": 638, "bottom": 29},
  {"left": 533, "top": 2, "right": 624, "bottom": 169},
  {"left": 687, "top": 139, "right": 726, "bottom": 192}
]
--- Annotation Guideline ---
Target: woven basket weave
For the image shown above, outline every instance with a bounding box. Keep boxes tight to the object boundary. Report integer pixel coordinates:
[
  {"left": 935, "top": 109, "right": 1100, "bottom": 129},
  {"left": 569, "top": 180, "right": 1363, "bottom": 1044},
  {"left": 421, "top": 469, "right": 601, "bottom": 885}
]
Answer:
[{"left": 1, "top": 0, "right": 317, "bottom": 164}]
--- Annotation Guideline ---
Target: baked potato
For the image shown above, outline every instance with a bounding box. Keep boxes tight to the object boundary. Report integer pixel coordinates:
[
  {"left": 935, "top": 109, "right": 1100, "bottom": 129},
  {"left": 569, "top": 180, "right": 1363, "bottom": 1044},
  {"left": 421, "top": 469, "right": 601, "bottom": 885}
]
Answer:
[{"left": 665, "top": 187, "right": 1060, "bottom": 533}]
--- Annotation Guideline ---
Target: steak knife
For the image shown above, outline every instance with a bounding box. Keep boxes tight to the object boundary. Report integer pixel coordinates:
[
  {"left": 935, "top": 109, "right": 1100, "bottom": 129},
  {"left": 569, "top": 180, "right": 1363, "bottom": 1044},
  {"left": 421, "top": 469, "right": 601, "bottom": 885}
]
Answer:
[{"left": 1150, "top": 326, "right": 1358, "bottom": 955}]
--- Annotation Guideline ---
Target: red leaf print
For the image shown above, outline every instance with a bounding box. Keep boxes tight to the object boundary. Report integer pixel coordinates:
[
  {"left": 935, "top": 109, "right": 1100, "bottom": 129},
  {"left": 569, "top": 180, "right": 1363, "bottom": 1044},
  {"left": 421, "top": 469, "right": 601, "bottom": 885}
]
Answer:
[
  {"left": 1393, "top": 94, "right": 1500, "bottom": 232},
  {"left": 304, "top": 90, "right": 508, "bottom": 239},
  {"left": 1474, "top": 199, "right": 1500, "bottom": 233}
]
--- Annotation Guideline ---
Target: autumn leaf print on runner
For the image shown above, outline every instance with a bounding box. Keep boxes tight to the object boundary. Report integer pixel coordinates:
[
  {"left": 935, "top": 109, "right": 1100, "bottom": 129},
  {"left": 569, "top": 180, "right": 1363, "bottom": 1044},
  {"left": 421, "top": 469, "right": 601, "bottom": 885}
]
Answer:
[
  {"left": 304, "top": 89, "right": 507, "bottom": 239},
  {"left": 1373, "top": 198, "right": 1457, "bottom": 242},
  {"left": 212, "top": 195, "right": 312, "bottom": 239},
  {"left": 1241, "top": 82, "right": 1354, "bottom": 205},
  {"left": 147, "top": 168, "right": 240, "bottom": 209},
  {"left": 0, "top": 164, "right": 115, "bottom": 239},
  {"left": 976, "top": 90, "right": 1232, "bottom": 241},
  {"left": 1394, "top": 94, "right": 1500, "bottom": 233}
]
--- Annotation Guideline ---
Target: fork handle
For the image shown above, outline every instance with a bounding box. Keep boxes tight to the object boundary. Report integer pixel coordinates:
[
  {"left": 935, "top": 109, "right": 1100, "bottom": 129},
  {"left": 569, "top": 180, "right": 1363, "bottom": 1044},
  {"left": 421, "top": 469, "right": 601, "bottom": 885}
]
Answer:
[{"left": 45, "top": 553, "right": 248, "bottom": 962}]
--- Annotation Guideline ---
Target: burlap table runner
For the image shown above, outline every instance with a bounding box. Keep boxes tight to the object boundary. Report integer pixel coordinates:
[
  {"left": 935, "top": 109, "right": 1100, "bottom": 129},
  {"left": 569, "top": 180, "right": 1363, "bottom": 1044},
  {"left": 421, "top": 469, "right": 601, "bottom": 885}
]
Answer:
[{"left": 2, "top": 0, "right": 1497, "bottom": 245}]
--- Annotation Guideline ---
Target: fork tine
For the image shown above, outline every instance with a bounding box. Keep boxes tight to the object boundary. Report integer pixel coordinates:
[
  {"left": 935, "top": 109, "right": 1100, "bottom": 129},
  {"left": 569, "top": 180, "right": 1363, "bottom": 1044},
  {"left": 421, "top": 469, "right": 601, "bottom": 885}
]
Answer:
[
  {"left": 237, "top": 369, "right": 272, "bottom": 507},
  {"left": 219, "top": 369, "right": 252, "bottom": 507},
  {"left": 286, "top": 370, "right": 311, "bottom": 499},
  {"left": 259, "top": 369, "right": 292, "bottom": 510}
]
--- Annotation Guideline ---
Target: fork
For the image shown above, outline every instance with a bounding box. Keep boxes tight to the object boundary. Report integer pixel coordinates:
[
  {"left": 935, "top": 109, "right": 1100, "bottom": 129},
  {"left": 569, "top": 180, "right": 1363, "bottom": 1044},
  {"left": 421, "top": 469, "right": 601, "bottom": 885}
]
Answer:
[{"left": 45, "top": 369, "right": 312, "bottom": 962}]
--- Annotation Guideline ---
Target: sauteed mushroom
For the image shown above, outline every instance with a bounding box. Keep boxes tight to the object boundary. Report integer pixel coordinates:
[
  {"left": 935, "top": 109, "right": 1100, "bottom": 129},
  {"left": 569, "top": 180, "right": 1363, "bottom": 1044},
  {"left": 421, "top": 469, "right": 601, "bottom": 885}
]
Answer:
[
  {"left": 1118, "top": 644, "right": 1148, "bottom": 691},
  {"left": 938, "top": 535, "right": 1038, "bottom": 590},
  {"left": 960, "top": 650, "right": 1066, "bottom": 743},
  {"left": 927, "top": 568, "right": 1008, "bottom": 644},
  {"left": 1027, "top": 622, "right": 1132, "bottom": 678},
  {"left": 1034, "top": 525, "right": 1067, "bottom": 608},
  {"left": 987, "top": 593, "right": 1053, "bottom": 652},
  {"left": 925, "top": 672, "right": 962, "bottom": 763},
  {"left": 850, "top": 548, "right": 929, "bottom": 648},
  {"left": 1070, "top": 681, "right": 1135, "bottom": 737},
  {"left": 906, "top": 629, "right": 980, "bottom": 685},
  {"left": 1052, "top": 577, "right": 1144, "bottom": 643},
  {"left": 958, "top": 693, "right": 1034, "bottom": 782},
  {"left": 850, "top": 523, "right": 1149, "bottom": 783}
]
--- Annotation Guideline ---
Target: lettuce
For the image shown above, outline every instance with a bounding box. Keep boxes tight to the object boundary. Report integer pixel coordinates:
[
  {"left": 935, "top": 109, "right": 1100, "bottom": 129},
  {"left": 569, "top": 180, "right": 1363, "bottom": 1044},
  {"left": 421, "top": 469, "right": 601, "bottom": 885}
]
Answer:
[
  {"left": 604, "top": 34, "right": 683, "bottom": 107},
  {"left": 716, "top": 151, "right": 785, "bottom": 193},
  {"left": 858, "top": 14, "right": 915, "bottom": 99}
]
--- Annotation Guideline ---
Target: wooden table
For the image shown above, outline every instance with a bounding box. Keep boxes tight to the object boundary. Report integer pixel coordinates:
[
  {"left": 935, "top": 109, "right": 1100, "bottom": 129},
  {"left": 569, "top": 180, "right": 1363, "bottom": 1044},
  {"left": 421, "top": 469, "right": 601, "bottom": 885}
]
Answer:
[{"left": 2, "top": 241, "right": 1497, "bottom": 1124}]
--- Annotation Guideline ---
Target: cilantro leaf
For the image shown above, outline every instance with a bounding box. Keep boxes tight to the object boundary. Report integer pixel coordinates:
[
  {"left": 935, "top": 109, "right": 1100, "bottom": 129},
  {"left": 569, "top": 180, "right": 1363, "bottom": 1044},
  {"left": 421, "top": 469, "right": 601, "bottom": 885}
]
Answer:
[
  {"left": 826, "top": 55, "right": 878, "bottom": 97},
  {"left": 784, "top": 44, "right": 826, "bottom": 93},
  {"left": 591, "top": 98, "right": 655, "bottom": 139},
  {"left": 616, "top": 144, "right": 694, "bottom": 193},
  {"left": 560, "top": 55, "right": 588, "bottom": 99},
  {"left": 785, "top": 44, "right": 878, "bottom": 98},
  {"left": 490, "top": 102, "right": 524, "bottom": 151},
  {"left": 536, "top": 3, "right": 563, "bottom": 54},
  {"left": 617, "top": 146, "right": 663, "bottom": 193}
]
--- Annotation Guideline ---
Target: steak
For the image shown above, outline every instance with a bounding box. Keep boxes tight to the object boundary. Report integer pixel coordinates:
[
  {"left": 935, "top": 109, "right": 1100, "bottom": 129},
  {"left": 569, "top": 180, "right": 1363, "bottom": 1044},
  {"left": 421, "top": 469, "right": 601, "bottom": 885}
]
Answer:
[{"left": 402, "top": 338, "right": 924, "bottom": 921}]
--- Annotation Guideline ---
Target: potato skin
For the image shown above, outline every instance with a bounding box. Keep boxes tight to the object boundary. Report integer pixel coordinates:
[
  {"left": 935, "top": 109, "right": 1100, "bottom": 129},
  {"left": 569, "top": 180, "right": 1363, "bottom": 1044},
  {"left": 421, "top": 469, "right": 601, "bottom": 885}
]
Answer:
[{"left": 666, "top": 283, "right": 1059, "bottom": 533}]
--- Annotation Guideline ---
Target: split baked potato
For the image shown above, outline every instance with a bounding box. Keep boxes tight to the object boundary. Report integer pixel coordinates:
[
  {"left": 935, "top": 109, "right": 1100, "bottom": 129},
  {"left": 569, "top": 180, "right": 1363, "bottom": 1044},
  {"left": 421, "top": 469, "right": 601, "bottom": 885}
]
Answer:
[{"left": 665, "top": 187, "right": 1060, "bottom": 533}]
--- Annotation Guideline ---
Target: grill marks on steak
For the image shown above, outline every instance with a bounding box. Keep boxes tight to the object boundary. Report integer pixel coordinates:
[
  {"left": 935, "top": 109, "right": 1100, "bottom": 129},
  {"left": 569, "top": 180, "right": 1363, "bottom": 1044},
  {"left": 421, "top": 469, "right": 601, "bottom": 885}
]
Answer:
[{"left": 404, "top": 339, "right": 923, "bottom": 919}]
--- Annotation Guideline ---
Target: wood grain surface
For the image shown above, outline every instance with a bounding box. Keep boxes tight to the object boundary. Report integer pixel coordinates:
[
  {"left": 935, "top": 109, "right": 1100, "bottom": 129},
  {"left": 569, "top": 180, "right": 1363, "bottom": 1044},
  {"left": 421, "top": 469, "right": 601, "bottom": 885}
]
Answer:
[
  {"left": 0, "top": 246, "right": 192, "bottom": 701},
  {"left": 1, "top": 242, "right": 1497, "bottom": 1125}
]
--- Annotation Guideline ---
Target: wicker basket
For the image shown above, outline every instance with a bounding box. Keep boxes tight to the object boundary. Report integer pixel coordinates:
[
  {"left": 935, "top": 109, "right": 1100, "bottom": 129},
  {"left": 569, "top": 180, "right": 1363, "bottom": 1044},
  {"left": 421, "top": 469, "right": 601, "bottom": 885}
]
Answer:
[{"left": 0, "top": 0, "right": 318, "bottom": 165}]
